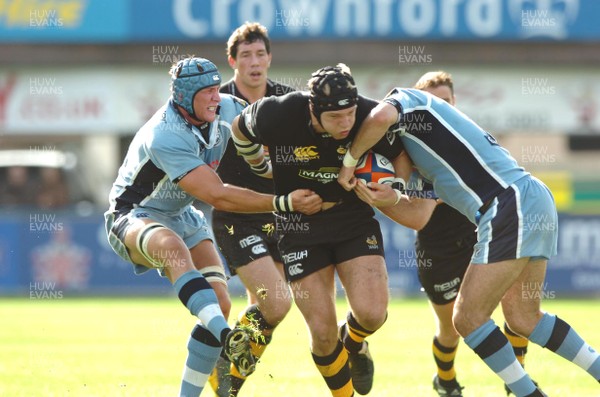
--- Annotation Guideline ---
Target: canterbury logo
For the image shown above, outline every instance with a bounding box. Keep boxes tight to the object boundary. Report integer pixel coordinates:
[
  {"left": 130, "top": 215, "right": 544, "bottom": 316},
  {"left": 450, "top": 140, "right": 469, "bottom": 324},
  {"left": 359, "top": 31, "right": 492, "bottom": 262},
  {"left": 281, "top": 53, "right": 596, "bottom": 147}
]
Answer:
[
  {"left": 338, "top": 99, "right": 349, "bottom": 106},
  {"left": 288, "top": 263, "right": 304, "bottom": 276},
  {"left": 225, "top": 225, "right": 234, "bottom": 235},
  {"left": 294, "top": 146, "right": 319, "bottom": 160}
]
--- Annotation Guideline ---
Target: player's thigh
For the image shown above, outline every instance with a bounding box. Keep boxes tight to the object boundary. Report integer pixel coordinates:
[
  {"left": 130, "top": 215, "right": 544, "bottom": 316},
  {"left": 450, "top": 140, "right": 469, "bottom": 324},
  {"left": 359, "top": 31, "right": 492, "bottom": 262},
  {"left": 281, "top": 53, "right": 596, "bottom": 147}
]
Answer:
[
  {"left": 336, "top": 254, "right": 389, "bottom": 329},
  {"left": 454, "top": 257, "right": 529, "bottom": 335},
  {"left": 235, "top": 256, "right": 292, "bottom": 325},
  {"left": 291, "top": 265, "right": 339, "bottom": 354},
  {"left": 106, "top": 210, "right": 194, "bottom": 282},
  {"left": 501, "top": 258, "right": 547, "bottom": 337}
]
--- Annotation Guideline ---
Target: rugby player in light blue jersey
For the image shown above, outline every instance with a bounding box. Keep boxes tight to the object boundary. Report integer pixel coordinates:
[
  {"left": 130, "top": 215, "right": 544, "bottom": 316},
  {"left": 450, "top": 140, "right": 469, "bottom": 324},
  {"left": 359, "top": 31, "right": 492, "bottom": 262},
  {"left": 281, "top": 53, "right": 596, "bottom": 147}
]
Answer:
[
  {"left": 104, "top": 57, "right": 322, "bottom": 397},
  {"left": 339, "top": 87, "right": 600, "bottom": 397}
]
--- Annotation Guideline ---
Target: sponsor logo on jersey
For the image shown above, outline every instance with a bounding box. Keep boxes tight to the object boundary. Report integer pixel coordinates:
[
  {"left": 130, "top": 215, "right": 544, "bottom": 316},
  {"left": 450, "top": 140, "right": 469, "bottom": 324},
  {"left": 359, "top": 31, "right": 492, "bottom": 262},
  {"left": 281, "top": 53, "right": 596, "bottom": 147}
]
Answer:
[
  {"left": 298, "top": 167, "right": 339, "bottom": 183},
  {"left": 443, "top": 290, "right": 458, "bottom": 301},
  {"left": 225, "top": 225, "right": 234, "bottom": 235},
  {"left": 288, "top": 263, "right": 304, "bottom": 276},
  {"left": 251, "top": 244, "right": 267, "bottom": 255},
  {"left": 239, "top": 234, "right": 261, "bottom": 248},
  {"left": 366, "top": 235, "right": 379, "bottom": 249},
  {"left": 336, "top": 145, "right": 348, "bottom": 155},
  {"left": 434, "top": 277, "right": 461, "bottom": 292},
  {"left": 282, "top": 249, "right": 308, "bottom": 264},
  {"left": 293, "top": 146, "right": 319, "bottom": 161}
]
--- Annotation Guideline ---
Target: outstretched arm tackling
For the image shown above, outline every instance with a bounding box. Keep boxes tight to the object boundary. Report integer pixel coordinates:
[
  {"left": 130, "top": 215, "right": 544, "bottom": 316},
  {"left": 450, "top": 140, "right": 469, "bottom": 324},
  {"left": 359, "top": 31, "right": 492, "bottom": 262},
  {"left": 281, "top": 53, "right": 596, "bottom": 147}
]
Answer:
[{"left": 338, "top": 102, "right": 400, "bottom": 191}]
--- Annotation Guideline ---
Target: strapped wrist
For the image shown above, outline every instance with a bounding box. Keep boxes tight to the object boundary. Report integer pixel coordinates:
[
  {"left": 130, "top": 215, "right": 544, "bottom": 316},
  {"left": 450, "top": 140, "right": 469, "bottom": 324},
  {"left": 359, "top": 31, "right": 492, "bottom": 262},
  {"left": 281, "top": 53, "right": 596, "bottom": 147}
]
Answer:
[
  {"left": 273, "top": 194, "right": 294, "bottom": 212},
  {"left": 393, "top": 189, "right": 403, "bottom": 205},
  {"left": 343, "top": 151, "right": 359, "bottom": 167}
]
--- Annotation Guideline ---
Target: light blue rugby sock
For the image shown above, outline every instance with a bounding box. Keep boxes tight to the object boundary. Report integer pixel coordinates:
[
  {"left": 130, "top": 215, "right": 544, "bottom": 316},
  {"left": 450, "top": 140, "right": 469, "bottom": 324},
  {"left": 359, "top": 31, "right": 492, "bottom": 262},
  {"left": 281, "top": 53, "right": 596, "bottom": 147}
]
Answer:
[
  {"left": 529, "top": 313, "right": 600, "bottom": 381},
  {"left": 465, "top": 320, "right": 540, "bottom": 396},
  {"left": 179, "top": 324, "right": 222, "bottom": 397}
]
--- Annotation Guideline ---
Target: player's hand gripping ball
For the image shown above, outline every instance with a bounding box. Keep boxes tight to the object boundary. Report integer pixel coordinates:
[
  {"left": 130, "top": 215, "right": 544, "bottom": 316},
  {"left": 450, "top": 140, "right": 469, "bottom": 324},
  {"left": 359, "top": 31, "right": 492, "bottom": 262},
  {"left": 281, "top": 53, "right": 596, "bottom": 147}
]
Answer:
[{"left": 354, "top": 152, "right": 395, "bottom": 186}]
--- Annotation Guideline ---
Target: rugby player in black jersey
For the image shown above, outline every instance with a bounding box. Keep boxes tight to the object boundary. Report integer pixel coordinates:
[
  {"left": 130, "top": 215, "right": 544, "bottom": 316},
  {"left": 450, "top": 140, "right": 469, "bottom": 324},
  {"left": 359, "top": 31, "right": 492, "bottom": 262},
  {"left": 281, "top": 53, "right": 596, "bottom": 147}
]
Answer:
[
  {"left": 208, "top": 22, "right": 296, "bottom": 397},
  {"left": 409, "top": 71, "right": 534, "bottom": 397},
  {"left": 231, "top": 64, "right": 432, "bottom": 396}
]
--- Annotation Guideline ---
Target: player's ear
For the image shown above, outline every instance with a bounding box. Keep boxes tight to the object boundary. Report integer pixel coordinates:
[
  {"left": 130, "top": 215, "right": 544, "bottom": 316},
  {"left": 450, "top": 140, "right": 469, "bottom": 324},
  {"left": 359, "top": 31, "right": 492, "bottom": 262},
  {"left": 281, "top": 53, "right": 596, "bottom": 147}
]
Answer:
[
  {"left": 267, "top": 53, "right": 272, "bottom": 67},
  {"left": 228, "top": 55, "right": 236, "bottom": 69}
]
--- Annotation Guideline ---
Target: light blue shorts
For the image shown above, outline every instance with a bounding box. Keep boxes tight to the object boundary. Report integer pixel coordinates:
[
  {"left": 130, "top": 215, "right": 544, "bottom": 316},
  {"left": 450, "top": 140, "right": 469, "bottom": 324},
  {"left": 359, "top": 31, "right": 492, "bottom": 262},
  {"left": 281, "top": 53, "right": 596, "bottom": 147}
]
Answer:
[
  {"left": 472, "top": 176, "right": 558, "bottom": 264},
  {"left": 104, "top": 206, "right": 213, "bottom": 275}
]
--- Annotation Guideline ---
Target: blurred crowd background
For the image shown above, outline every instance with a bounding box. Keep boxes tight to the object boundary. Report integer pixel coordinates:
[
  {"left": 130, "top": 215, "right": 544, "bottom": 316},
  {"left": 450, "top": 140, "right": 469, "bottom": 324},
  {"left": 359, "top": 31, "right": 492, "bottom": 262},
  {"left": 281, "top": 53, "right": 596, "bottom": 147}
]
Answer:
[{"left": 0, "top": 0, "right": 599, "bottom": 297}]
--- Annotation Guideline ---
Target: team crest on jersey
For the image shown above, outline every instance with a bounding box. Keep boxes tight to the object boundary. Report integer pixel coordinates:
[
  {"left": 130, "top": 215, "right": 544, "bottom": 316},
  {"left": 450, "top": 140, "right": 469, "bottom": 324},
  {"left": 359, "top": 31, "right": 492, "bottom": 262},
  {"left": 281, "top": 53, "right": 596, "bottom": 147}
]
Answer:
[
  {"left": 262, "top": 223, "right": 275, "bottom": 236},
  {"left": 366, "top": 235, "right": 379, "bottom": 249},
  {"left": 294, "top": 146, "right": 319, "bottom": 161},
  {"left": 298, "top": 167, "right": 339, "bottom": 183}
]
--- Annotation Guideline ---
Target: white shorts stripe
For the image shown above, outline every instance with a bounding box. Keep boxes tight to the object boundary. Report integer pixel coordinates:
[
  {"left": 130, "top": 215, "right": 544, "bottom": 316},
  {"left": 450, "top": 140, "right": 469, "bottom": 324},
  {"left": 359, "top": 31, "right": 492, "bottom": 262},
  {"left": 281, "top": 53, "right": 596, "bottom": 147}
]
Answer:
[
  {"left": 573, "top": 343, "right": 599, "bottom": 370},
  {"left": 182, "top": 366, "right": 209, "bottom": 387},
  {"left": 498, "top": 360, "right": 527, "bottom": 385}
]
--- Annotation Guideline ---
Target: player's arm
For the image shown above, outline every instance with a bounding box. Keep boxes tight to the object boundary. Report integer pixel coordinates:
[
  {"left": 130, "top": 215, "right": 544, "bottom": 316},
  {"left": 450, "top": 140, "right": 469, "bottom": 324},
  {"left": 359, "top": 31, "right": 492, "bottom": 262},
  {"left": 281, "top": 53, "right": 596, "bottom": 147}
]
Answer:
[
  {"left": 354, "top": 182, "right": 436, "bottom": 231},
  {"left": 338, "top": 102, "right": 399, "bottom": 190},
  {"left": 179, "top": 166, "right": 322, "bottom": 215},
  {"left": 231, "top": 113, "right": 272, "bottom": 178}
]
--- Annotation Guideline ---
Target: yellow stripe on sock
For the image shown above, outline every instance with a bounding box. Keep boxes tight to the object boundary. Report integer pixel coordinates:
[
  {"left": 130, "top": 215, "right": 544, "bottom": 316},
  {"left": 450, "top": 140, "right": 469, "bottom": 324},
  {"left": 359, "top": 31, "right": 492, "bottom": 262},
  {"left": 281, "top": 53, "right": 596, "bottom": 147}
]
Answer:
[
  {"left": 432, "top": 343, "right": 458, "bottom": 362},
  {"left": 438, "top": 368, "right": 457, "bottom": 382},
  {"left": 315, "top": 348, "right": 349, "bottom": 376}
]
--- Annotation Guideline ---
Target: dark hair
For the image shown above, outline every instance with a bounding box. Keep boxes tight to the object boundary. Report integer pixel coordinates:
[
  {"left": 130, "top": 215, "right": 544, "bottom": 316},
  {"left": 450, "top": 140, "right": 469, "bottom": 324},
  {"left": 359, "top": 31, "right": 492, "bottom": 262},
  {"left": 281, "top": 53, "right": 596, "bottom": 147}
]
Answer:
[{"left": 227, "top": 22, "right": 271, "bottom": 59}]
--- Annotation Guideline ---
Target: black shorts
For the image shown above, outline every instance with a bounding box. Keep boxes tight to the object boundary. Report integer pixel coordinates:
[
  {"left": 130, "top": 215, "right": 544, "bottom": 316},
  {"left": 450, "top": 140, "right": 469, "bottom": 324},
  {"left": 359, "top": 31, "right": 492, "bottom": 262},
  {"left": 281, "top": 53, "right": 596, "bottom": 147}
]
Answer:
[
  {"left": 212, "top": 211, "right": 282, "bottom": 275},
  {"left": 278, "top": 205, "right": 384, "bottom": 282}
]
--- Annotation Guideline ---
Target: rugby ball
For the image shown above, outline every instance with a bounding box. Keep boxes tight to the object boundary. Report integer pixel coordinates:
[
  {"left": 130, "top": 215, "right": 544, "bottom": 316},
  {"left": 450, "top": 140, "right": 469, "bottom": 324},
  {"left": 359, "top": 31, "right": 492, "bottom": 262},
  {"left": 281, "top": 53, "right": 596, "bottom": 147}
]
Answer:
[{"left": 354, "top": 152, "right": 395, "bottom": 185}]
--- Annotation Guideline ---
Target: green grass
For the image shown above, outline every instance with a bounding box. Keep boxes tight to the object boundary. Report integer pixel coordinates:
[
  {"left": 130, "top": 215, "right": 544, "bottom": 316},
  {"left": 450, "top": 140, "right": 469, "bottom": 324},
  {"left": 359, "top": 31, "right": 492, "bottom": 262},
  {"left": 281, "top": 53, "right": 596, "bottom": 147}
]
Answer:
[{"left": 1, "top": 296, "right": 599, "bottom": 396}]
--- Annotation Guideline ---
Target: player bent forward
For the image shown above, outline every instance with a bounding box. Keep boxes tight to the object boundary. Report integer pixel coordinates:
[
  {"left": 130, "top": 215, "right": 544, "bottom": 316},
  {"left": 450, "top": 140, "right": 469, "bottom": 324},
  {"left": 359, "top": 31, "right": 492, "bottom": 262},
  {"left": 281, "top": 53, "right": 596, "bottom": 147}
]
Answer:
[
  {"left": 104, "top": 57, "right": 321, "bottom": 397},
  {"left": 230, "top": 64, "right": 406, "bottom": 396},
  {"left": 339, "top": 86, "right": 600, "bottom": 397}
]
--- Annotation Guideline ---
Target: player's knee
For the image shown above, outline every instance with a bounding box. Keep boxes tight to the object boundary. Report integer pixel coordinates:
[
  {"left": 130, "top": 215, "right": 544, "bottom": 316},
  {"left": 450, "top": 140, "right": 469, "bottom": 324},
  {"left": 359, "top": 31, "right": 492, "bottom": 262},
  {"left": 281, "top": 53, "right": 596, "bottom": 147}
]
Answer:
[
  {"left": 259, "top": 294, "right": 292, "bottom": 326},
  {"left": 453, "top": 307, "right": 480, "bottom": 337},
  {"left": 353, "top": 307, "right": 387, "bottom": 331},
  {"left": 504, "top": 312, "right": 542, "bottom": 338}
]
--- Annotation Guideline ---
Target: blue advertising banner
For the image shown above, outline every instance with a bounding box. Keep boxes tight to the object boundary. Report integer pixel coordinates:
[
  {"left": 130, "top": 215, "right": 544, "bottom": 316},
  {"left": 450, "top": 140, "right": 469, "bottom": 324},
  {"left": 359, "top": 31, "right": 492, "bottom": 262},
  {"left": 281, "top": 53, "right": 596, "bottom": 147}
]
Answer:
[
  {"left": 1, "top": 0, "right": 599, "bottom": 43},
  {"left": 0, "top": 0, "right": 128, "bottom": 42},
  {"left": 0, "top": 211, "right": 599, "bottom": 297}
]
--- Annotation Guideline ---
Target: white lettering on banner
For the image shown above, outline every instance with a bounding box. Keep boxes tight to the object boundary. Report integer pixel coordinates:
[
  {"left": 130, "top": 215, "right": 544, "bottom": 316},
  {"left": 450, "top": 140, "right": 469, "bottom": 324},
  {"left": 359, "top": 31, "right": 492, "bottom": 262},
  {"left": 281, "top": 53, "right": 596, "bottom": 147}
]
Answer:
[
  {"left": 373, "top": 0, "right": 393, "bottom": 35},
  {"left": 20, "top": 97, "right": 103, "bottom": 121},
  {"left": 273, "top": 0, "right": 330, "bottom": 36},
  {"left": 173, "top": 0, "right": 209, "bottom": 37},
  {"left": 335, "top": 0, "right": 369, "bottom": 36},
  {"left": 239, "top": 0, "right": 275, "bottom": 29},
  {"left": 213, "top": 0, "right": 236, "bottom": 36},
  {"left": 553, "top": 219, "right": 600, "bottom": 268},
  {"left": 400, "top": 0, "right": 436, "bottom": 37},
  {"left": 169, "top": 0, "right": 583, "bottom": 40},
  {"left": 466, "top": 0, "right": 501, "bottom": 37}
]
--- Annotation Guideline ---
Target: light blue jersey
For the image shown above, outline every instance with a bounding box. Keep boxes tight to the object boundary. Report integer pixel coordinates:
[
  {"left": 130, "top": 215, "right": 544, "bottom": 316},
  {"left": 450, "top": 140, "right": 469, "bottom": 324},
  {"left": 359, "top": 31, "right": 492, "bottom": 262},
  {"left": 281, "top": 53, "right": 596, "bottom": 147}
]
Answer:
[
  {"left": 108, "top": 95, "right": 246, "bottom": 217},
  {"left": 384, "top": 88, "right": 529, "bottom": 224},
  {"left": 384, "top": 88, "right": 557, "bottom": 262},
  {"left": 105, "top": 94, "right": 246, "bottom": 269}
]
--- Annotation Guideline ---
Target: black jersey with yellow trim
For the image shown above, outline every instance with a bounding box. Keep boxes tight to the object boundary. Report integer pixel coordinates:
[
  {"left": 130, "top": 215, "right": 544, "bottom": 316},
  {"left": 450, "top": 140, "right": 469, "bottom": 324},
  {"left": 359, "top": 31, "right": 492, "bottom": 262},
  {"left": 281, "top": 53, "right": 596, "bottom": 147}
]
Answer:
[
  {"left": 238, "top": 91, "right": 404, "bottom": 205},
  {"left": 216, "top": 79, "right": 294, "bottom": 194}
]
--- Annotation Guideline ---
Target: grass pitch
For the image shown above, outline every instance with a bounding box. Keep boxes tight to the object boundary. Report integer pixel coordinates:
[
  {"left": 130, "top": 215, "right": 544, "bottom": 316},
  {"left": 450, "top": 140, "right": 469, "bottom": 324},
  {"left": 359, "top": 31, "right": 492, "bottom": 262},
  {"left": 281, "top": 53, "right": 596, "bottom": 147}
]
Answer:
[{"left": 1, "top": 296, "right": 599, "bottom": 396}]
